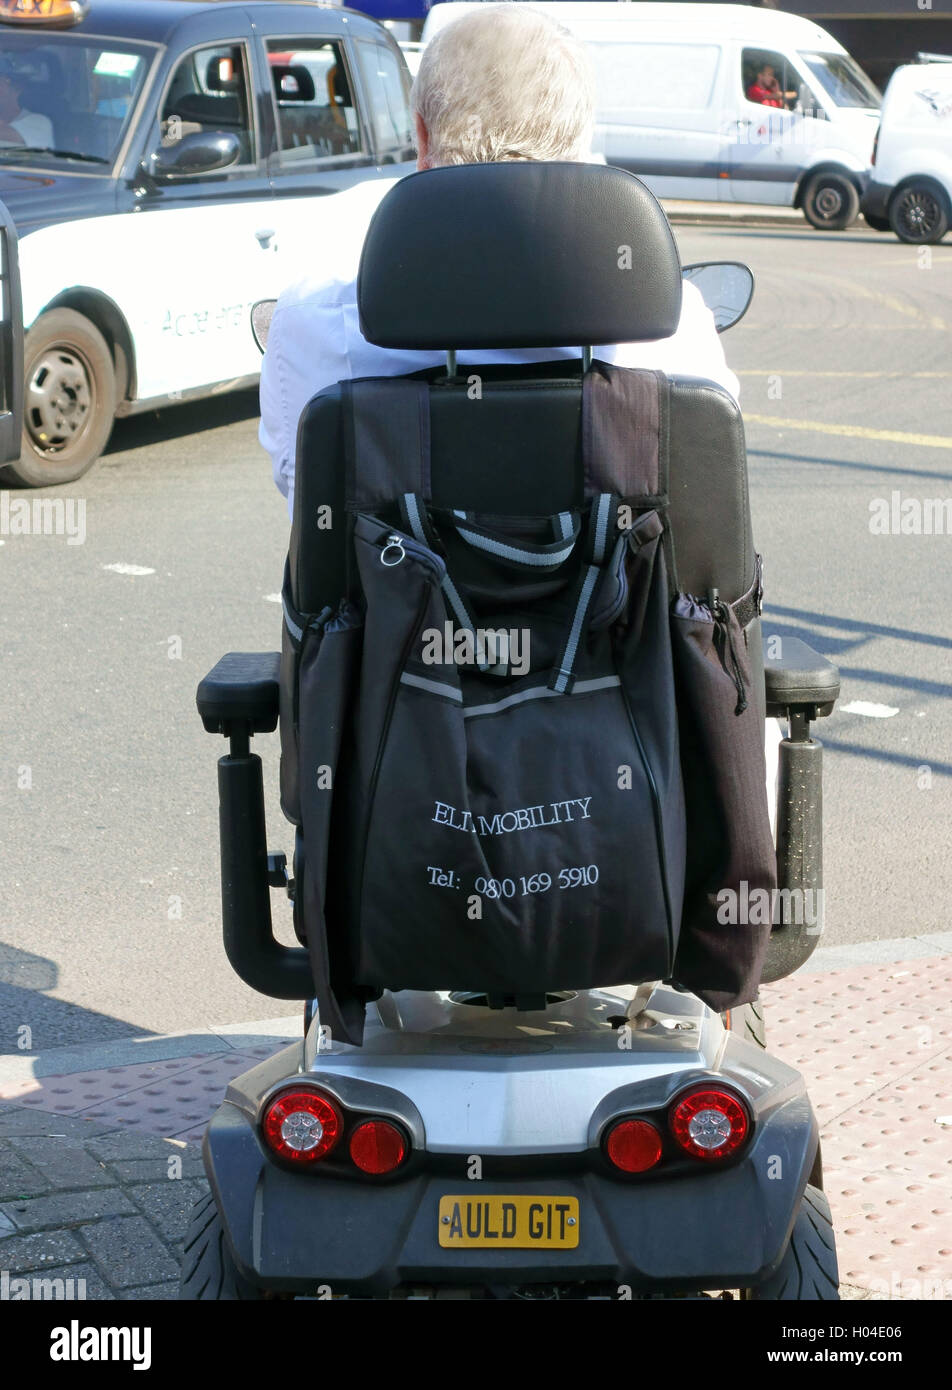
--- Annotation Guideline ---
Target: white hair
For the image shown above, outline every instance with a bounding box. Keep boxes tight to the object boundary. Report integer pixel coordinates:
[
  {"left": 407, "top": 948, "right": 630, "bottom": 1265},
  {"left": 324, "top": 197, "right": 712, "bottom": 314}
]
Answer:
[{"left": 411, "top": 5, "right": 596, "bottom": 167}]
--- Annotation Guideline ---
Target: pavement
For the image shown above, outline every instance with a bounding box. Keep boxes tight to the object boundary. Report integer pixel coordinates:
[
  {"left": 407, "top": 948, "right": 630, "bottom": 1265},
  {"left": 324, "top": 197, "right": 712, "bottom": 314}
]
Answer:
[
  {"left": 660, "top": 198, "right": 805, "bottom": 226},
  {"left": 1, "top": 934, "right": 950, "bottom": 1301}
]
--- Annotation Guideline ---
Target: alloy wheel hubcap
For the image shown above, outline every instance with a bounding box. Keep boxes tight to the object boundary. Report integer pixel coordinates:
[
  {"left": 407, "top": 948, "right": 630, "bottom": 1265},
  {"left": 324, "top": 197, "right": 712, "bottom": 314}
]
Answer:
[{"left": 900, "top": 191, "right": 939, "bottom": 237}]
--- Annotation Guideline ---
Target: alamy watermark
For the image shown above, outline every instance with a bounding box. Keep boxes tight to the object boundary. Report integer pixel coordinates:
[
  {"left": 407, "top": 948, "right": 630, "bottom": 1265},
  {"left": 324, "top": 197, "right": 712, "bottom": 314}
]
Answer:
[
  {"left": 1, "top": 492, "right": 86, "bottom": 546},
  {"left": 1, "top": 1269, "right": 87, "bottom": 1300},
  {"left": 421, "top": 621, "right": 530, "bottom": 677},
  {"left": 716, "top": 880, "right": 824, "bottom": 931},
  {"left": 869, "top": 491, "right": 952, "bottom": 536}
]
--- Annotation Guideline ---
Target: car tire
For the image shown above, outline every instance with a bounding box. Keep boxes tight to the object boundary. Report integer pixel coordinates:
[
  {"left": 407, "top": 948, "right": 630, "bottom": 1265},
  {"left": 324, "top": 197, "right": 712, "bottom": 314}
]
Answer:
[
  {"left": 178, "top": 1192, "right": 265, "bottom": 1300},
  {"left": 801, "top": 171, "right": 860, "bottom": 230},
  {"left": 746, "top": 1185, "right": 839, "bottom": 1300},
  {"left": 0, "top": 308, "right": 117, "bottom": 488},
  {"left": 863, "top": 211, "right": 891, "bottom": 232},
  {"left": 888, "top": 179, "right": 950, "bottom": 244},
  {"left": 723, "top": 999, "right": 766, "bottom": 1050}
]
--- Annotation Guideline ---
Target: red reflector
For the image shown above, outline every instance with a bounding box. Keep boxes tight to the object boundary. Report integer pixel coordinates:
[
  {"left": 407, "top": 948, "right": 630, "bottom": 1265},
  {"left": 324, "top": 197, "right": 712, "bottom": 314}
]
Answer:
[
  {"left": 670, "top": 1088, "right": 748, "bottom": 1161},
  {"left": 604, "top": 1118, "right": 663, "bottom": 1173},
  {"left": 349, "top": 1120, "right": 407, "bottom": 1174},
  {"left": 348, "top": 1117, "right": 408, "bottom": 1173},
  {"left": 262, "top": 1089, "right": 341, "bottom": 1164}
]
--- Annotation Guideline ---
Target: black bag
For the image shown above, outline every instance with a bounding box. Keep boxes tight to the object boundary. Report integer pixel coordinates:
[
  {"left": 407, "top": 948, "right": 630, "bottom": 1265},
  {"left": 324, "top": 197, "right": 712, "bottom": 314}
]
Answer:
[{"left": 285, "top": 367, "right": 774, "bottom": 1043}]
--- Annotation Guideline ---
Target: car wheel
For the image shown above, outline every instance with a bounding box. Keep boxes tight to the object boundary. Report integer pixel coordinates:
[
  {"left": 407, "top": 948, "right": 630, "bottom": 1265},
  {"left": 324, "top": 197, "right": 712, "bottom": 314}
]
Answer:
[
  {"left": 723, "top": 999, "right": 766, "bottom": 1049},
  {"left": 889, "top": 180, "right": 950, "bottom": 244},
  {"left": 178, "top": 1192, "right": 265, "bottom": 1300},
  {"left": 801, "top": 171, "right": 860, "bottom": 230},
  {"left": 745, "top": 1185, "right": 839, "bottom": 1300},
  {"left": 863, "top": 211, "right": 891, "bottom": 232},
  {"left": 0, "top": 308, "right": 117, "bottom": 488}
]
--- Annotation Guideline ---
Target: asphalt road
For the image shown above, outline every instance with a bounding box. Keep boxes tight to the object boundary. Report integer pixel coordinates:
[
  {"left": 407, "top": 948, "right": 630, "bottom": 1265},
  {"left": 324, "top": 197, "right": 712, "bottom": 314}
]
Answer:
[{"left": 2, "top": 218, "right": 950, "bottom": 1050}]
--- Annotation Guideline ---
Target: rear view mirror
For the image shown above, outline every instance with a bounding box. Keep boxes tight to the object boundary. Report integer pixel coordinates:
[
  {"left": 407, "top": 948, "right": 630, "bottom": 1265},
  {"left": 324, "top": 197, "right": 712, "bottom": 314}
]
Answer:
[
  {"left": 682, "top": 262, "right": 754, "bottom": 333},
  {"left": 251, "top": 299, "right": 277, "bottom": 353}
]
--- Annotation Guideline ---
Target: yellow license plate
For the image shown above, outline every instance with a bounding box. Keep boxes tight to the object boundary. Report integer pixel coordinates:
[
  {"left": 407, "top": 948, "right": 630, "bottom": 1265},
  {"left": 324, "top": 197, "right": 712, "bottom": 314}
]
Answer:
[{"left": 438, "top": 1195, "right": 579, "bottom": 1249}]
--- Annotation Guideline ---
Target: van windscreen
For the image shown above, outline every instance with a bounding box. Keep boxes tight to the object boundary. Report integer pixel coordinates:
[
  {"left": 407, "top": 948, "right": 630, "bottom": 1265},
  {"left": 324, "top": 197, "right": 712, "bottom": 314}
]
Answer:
[{"left": 800, "top": 53, "right": 880, "bottom": 109}]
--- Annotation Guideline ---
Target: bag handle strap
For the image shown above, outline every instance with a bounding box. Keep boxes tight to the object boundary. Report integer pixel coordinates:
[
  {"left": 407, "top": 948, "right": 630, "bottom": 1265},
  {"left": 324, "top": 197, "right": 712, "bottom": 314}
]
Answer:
[
  {"left": 432, "top": 507, "right": 583, "bottom": 573},
  {"left": 548, "top": 493, "right": 630, "bottom": 694}
]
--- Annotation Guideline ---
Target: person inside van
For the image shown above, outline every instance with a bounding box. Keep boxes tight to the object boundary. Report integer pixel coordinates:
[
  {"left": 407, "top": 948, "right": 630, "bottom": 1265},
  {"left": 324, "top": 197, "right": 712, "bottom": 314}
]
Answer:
[
  {"left": 0, "top": 59, "right": 54, "bottom": 149},
  {"left": 260, "top": 4, "right": 738, "bottom": 520},
  {"left": 746, "top": 63, "right": 794, "bottom": 111}
]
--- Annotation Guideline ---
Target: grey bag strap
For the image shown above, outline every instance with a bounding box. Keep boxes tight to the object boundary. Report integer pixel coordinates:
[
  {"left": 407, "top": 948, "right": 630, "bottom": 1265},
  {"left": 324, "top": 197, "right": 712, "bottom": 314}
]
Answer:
[{"left": 342, "top": 378, "right": 431, "bottom": 512}]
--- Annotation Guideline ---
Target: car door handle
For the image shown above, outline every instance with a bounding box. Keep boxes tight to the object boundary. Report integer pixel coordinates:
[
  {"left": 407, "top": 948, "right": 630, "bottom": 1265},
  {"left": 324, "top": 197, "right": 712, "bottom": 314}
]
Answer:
[{"left": 255, "top": 228, "right": 277, "bottom": 250}]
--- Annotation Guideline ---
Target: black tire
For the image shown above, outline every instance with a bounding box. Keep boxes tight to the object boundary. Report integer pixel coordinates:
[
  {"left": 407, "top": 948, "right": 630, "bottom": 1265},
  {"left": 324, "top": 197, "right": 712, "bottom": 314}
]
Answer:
[
  {"left": 724, "top": 999, "right": 766, "bottom": 1050},
  {"left": 748, "top": 1185, "right": 839, "bottom": 1300},
  {"left": 888, "top": 179, "right": 950, "bottom": 245},
  {"left": 863, "top": 211, "right": 891, "bottom": 232},
  {"left": 800, "top": 171, "right": 860, "bottom": 231},
  {"left": 178, "top": 1191, "right": 265, "bottom": 1300},
  {"left": 0, "top": 308, "right": 117, "bottom": 488}
]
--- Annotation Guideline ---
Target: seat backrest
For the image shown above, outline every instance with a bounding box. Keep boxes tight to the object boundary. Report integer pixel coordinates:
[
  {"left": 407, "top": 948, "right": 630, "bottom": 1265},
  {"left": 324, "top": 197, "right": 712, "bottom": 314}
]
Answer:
[{"left": 288, "top": 163, "right": 763, "bottom": 770}]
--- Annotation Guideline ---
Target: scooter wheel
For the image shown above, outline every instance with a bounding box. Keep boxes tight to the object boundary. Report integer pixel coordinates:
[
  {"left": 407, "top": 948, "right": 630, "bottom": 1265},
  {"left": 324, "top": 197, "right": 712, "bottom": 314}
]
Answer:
[
  {"left": 723, "top": 999, "right": 766, "bottom": 1049},
  {"left": 746, "top": 1185, "right": 839, "bottom": 1300},
  {"left": 178, "top": 1192, "right": 265, "bottom": 1300}
]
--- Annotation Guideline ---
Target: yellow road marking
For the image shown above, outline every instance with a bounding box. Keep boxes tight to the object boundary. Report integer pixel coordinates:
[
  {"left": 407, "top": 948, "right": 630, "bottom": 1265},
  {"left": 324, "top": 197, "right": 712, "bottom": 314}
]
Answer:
[{"left": 744, "top": 415, "right": 952, "bottom": 449}]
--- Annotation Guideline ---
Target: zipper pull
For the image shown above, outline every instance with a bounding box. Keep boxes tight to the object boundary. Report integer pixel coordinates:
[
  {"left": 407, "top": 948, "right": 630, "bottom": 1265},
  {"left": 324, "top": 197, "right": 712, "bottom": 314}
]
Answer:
[{"left": 380, "top": 534, "right": 406, "bottom": 567}]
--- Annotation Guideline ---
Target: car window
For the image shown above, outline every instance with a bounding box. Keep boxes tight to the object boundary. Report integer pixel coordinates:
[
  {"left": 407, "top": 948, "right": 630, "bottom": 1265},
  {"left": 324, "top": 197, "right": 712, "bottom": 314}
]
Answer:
[
  {"left": 159, "top": 44, "right": 255, "bottom": 167},
  {"left": 266, "top": 38, "right": 363, "bottom": 165},
  {"left": 0, "top": 34, "right": 151, "bottom": 165},
  {"left": 742, "top": 49, "right": 799, "bottom": 112},
  {"left": 354, "top": 39, "right": 413, "bottom": 162}
]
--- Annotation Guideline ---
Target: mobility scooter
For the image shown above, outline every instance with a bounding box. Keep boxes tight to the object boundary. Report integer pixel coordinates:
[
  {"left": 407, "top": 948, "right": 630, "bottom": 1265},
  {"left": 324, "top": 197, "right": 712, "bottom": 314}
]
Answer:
[{"left": 182, "top": 163, "right": 841, "bottom": 1300}]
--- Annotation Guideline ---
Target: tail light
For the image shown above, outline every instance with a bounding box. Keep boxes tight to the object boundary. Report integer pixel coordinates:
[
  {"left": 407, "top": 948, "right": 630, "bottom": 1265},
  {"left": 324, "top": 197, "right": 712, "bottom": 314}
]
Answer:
[
  {"left": 604, "top": 1118, "right": 663, "bottom": 1173},
  {"left": 262, "top": 1088, "right": 341, "bottom": 1164},
  {"left": 349, "top": 1119, "right": 408, "bottom": 1174},
  {"left": 669, "top": 1087, "right": 748, "bottom": 1162}
]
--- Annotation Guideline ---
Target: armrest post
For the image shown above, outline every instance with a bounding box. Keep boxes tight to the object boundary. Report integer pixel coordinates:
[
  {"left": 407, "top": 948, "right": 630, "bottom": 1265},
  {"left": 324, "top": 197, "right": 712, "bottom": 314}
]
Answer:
[{"left": 761, "top": 635, "right": 840, "bottom": 984}]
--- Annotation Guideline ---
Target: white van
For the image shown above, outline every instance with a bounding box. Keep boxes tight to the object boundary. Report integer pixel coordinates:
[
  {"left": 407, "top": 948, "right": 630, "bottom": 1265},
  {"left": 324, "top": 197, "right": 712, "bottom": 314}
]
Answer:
[
  {"left": 861, "top": 62, "right": 952, "bottom": 243},
  {"left": 421, "top": 2, "right": 881, "bottom": 229}
]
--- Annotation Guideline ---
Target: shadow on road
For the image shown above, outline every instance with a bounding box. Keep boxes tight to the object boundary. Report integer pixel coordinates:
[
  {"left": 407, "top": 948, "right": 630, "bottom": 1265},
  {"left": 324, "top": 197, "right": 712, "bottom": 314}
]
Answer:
[
  {"left": 0, "top": 942, "right": 155, "bottom": 1056},
  {"left": 103, "top": 388, "right": 260, "bottom": 459},
  {"left": 750, "top": 447, "right": 952, "bottom": 483}
]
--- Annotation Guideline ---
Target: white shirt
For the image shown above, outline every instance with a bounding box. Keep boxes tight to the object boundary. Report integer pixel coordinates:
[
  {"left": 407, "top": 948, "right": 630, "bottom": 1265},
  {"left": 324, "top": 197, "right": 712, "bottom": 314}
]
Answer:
[
  {"left": 260, "top": 182, "right": 740, "bottom": 521},
  {"left": 0, "top": 109, "right": 54, "bottom": 149}
]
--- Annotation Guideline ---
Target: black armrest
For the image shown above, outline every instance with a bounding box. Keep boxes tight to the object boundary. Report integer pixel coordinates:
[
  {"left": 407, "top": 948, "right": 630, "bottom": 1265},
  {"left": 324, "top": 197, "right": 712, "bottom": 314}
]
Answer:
[
  {"left": 764, "top": 637, "right": 839, "bottom": 720},
  {"left": 197, "top": 652, "right": 280, "bottom": 735}
]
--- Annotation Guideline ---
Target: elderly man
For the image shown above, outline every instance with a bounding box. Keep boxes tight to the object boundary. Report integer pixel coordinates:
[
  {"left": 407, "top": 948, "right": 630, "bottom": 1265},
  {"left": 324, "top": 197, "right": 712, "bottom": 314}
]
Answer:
[{"left": 260, "top": 5, "right": 739, "bottom": 519}]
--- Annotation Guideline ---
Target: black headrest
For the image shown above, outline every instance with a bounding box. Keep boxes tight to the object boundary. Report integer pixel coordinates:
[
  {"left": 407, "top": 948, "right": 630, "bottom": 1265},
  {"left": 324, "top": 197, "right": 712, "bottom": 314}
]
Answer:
[
  {"left": 272, "top": 64, "right": 317, "bottom": 104},
  {"left": 357, "top": 162, "right": 682, "bottom": 350}
]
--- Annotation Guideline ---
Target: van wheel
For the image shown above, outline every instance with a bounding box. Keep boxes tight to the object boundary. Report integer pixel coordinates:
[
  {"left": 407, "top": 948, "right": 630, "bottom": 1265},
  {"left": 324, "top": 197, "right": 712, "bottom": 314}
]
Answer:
[
  {"left": 889, "top": 180, "right": 950, "bottom": 244},
  {"left": 0, "top": 308, "right": 117, "bottom": 488},
  {"left": 745, "top": 1186, "right": 839, "bottom": 1300},
  {"left": 178, "top": 1192, "right": 265, "bottom": 1300},
  {"left": 801, "top": 171, "right": 860, "bottom": 230}
]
